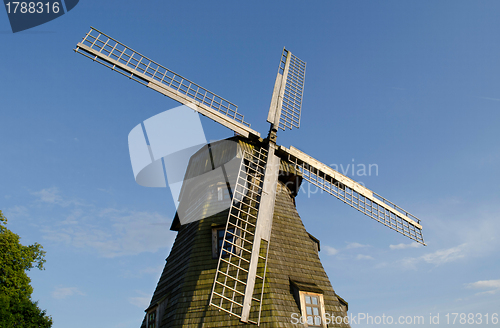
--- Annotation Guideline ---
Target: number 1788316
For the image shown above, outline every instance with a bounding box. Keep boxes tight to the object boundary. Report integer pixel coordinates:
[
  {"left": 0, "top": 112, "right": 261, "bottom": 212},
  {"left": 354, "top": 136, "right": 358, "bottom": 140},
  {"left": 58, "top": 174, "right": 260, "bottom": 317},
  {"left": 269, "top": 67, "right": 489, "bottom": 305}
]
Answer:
[{"left": 5, "top": 2, "right": 60, "bottom": 14}]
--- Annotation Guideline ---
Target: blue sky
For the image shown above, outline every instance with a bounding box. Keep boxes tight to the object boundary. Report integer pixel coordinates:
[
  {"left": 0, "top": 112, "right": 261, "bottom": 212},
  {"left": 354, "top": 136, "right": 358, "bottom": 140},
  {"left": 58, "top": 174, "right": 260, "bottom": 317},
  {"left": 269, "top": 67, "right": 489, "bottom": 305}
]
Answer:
[{"left": 1, "top": 1, "right": 500, "bottom": 327}]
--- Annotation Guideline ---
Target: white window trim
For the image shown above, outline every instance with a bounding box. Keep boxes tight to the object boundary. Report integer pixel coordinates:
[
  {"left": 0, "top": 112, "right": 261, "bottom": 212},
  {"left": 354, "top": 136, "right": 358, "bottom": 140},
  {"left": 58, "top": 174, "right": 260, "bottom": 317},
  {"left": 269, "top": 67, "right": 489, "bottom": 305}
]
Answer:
[{"left": 299, "top": 291, "right": 327, "bottom": 328}]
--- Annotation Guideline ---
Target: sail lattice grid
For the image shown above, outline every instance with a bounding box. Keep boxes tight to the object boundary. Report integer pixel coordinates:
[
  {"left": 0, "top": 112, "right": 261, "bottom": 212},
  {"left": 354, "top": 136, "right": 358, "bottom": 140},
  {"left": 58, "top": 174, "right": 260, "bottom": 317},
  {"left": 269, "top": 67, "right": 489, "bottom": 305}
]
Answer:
[
  {"left": 279, "top": 50, "right": 306, "bottom": 131},
  {"left": 285, "top": 152, "right": 425, "bottom": 245},
  {"left": 75, "top": 27, "right": 250, "bottom": 127},
  {"left": 210, "top": 146, "right": 269, "bottom": 325}
]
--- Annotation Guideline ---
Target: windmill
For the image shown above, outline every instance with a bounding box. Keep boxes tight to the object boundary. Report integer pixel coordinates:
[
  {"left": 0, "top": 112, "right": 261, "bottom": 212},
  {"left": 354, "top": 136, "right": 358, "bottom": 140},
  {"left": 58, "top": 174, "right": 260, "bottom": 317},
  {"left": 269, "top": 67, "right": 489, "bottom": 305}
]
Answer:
[{"left": 75, "top": 27, "right": 425, "bottom": 327}]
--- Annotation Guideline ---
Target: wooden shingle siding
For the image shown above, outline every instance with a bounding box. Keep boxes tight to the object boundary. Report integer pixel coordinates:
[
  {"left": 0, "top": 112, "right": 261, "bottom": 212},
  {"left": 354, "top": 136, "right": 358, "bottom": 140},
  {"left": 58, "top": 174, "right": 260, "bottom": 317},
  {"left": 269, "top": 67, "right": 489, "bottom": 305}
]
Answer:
[{"left": 142, "top": 138, "right": 350, "bottom": 327}]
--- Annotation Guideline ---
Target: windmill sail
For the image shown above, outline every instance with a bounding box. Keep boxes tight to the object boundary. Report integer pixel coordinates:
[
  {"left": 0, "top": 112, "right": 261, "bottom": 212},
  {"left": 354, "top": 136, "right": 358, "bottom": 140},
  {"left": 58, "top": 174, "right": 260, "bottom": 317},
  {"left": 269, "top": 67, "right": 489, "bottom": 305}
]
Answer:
[
  {"left": 267, "top": 48, "right": 306, "bottom": 131},
  {"left": 280, "top": 146, "right": 425, "bottom": 245},
  {"left": 74, "top": 27, "right": 260, "bottom": 138},
  {"left": 209, "top": 144, "right": 280, "bottom": 324}
]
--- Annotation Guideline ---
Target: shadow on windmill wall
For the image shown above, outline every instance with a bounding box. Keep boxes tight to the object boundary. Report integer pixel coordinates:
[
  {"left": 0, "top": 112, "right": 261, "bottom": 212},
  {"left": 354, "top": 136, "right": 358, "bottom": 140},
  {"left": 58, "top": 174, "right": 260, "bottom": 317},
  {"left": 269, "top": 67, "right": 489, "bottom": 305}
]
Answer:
[{"left": 128, "top": 105, "right": 249, "bottom": 227}]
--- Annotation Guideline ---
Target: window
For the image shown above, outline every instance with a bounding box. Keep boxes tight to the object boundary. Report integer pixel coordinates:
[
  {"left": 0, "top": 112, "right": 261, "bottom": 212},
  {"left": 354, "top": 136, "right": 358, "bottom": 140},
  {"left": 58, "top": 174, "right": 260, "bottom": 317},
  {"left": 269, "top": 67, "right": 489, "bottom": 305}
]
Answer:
[
  {"left": 212, "top": 226, "right": 239, "bottom": 259},
  {"left": 145, "top": 297, "right": 167, "bottom": 328},
  {"left": 218, "top": 187, "right": 223, "bottom": 201},
  {"left": 218, "top": 227, "right": 234, "bottom": 257},
  {"left": 290, "top": 280, "right": 327, "bottom": 328},
  {"left": 147, "top": 308, "right": 157, "bottom": 328},
  {"left": 302, "top": 292, "right": 323, "bottom": 327},
  {"left": 217, "top": 186, "right": 231, "bottom": 201}
]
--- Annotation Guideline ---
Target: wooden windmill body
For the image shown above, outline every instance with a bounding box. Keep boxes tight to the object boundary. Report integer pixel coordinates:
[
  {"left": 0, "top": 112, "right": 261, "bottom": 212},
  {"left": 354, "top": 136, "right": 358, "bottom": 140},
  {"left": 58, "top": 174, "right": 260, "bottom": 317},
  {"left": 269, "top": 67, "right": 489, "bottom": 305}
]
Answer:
[
  {"left": 75, "top": 27, "right": 425, "bottom": 328},
  {"left": 142, "top": 137, "right": 349, "bottom": 327}
]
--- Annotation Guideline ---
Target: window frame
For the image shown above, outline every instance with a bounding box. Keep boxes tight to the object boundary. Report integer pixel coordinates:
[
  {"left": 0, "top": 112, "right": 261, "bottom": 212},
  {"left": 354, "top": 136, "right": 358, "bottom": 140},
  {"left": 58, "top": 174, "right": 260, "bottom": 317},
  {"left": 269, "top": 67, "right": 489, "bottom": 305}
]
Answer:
[
  {"left": 217, "top": 185, "right": 231, "bottom": 201},
  {"left": 211, "top": 225, "right": 240, "bottom": 259},
  {"left": 299, "top": 291, "right": 327, "bottom": 328},
  {"left": 146, "top": 306, "right": 158, "bottom": 328}
]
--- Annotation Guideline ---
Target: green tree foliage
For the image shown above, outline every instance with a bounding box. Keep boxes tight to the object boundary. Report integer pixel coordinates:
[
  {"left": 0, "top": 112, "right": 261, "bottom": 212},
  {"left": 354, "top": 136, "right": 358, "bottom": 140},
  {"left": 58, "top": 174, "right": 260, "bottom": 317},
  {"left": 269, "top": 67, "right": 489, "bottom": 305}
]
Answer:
[{"left": 0, "top": 210, "right": 52, "bottom": 328}]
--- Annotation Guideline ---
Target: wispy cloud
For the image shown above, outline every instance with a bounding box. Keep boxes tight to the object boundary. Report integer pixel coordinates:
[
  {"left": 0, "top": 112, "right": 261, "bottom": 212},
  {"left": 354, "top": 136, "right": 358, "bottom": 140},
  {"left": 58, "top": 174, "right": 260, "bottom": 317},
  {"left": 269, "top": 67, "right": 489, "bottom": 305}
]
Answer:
[
  {"left": 43, "top": 209, "right": 175, "bottom": 258},
  {"left": 478, "top": 96, "right": 500, "bottom": 102},
  {"left": 140, "top": 265, "right": 165, "bottom": 275},
  {"left": 356, "top": 254, "right": 374, "bottom": 260},
  {"left": 32, "top": 187, "right": 63, "bottom": 204},
  {"left": 122, "top": 264, "right": 166, "bottom": 279},
  {"left": 33, "top": 187, "right": 175, "bottom": 258},
  {"left": 59, "top": 209, "right": 84, "bottom": 225},
  {"left": 129, "top": 296, "right": 150, "bottom": 308},
  {"left": 421, "top": 244, "right": 467, "bottom": 264},
  {"left": 323, "top": 242, "right": 370, "bottom": 256},
  {"left": 466, "top": 279, "right": 500, "bottom": 289},
  {"left": 5, "top": 205, "right": 29, "bottom": 219},
  {"left": 31, "top": 187, "right": 83, "bottom": 207},
  {"left": 465, "top": 279, "right": 500, "bottom": 296},
  {"left": 97, "top": 187, "right": 114, "bottom": 195},
  {"left": 128, "top": 291, "right": 151, "bottom": 308},
  {"left": 323, "top": 242, "right": 370, "bottom": 257},
  {"left": 52, "top": 286, "right": 85, "bottom": 299},
  {"left": 346, "top": 242, "right": 370, "bottom": 249},
  {"left": 390, "top": 242, "right": 422, "bottom": 250},
  {"left": 397, "top": 204, "right": 500, "bottom": 270},
  {"left": 400, "top": 243, "right": 467, "bottom": 269},
  {"left": 324, "top": 246, "right": 339, "bottom": 256}
]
